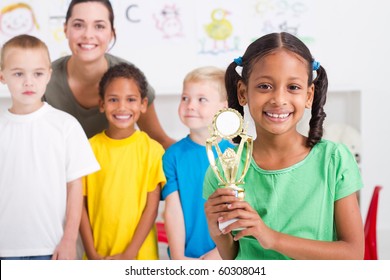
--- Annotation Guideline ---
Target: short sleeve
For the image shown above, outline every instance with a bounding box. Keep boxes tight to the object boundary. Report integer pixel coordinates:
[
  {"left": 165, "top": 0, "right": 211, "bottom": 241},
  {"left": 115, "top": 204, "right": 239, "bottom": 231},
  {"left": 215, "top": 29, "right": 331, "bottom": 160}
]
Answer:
[
  {"left": 65, "top": 119, "right": 100, "bottom": 182},
  {"left": 161, "top": 148, "right": 179, "bottom": 200},
  {"left": 147, "top": 141, "right": 166, "bottom": 193},
  {"left": 333, "top": 144, "right": 363, "bottom": 200}
]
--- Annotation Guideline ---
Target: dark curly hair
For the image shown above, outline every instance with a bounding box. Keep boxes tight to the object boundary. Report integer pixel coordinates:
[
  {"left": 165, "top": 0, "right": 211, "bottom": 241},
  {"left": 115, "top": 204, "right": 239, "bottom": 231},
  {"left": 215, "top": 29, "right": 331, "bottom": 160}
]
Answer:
[
  {"left": 226, "top": 32, "right": 328, "bottom": 147},
  {"left": 99, "top": 63, "right": 148, "bottom": 100}
]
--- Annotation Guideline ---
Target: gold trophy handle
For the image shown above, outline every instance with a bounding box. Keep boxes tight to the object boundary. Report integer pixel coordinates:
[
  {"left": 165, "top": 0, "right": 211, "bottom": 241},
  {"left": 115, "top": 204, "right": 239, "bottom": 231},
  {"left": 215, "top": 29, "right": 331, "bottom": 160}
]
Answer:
[
  {"left": 206, "top": 108, "right": 253, "bottom": 231},
  {"left": 236, "top": 136, "right": 253, "bottom": 184},
  {"left": 206, "top": 137, "right": 226, "bottom": 184}
]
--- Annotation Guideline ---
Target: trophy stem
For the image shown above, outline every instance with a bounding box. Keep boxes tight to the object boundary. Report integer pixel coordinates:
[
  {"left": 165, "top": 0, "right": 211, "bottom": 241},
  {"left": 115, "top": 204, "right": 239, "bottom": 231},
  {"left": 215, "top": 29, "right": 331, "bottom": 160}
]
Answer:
[
  {"left": 224, "top": 184, "right": 245, "bottom": 201},
  {"left": 206, "top": 108, "right": 252, "bottom": 232}
]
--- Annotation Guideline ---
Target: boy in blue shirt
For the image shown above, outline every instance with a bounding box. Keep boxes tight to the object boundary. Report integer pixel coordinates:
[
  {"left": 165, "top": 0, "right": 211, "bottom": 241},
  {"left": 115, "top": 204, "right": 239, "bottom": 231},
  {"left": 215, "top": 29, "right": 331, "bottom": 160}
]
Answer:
[{"left": 162, "top": 66, "right": 234, "bottom": 259}]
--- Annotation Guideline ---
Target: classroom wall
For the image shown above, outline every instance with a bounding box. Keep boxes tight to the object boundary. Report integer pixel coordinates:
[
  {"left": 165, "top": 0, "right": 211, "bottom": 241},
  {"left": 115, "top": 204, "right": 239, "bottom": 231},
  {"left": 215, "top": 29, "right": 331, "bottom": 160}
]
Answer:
[
  {"left": 1, "top": 0, "right": 389, "bottom": 259},
  {"left": 311, "top": 0, "right": 390, "bottom": 259}
]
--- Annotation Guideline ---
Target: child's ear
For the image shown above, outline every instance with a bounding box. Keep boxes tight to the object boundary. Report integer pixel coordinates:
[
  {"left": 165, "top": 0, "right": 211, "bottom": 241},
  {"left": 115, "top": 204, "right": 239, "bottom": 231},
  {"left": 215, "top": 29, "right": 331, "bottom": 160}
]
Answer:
[
  {"left": 0, "top": 71, "right": 5, "bottom": 84},
  {"left": 140, "top": 97, "right": 148, "bottom": 113},
  {"left": 305, "top": 84, "right": 315, "bottom": 109},
  {"left": 99, "top": 98, "right": 105, "bottom": 113},
  {"left": 237, "top": 80, "right": 248, "bottom": 106}
]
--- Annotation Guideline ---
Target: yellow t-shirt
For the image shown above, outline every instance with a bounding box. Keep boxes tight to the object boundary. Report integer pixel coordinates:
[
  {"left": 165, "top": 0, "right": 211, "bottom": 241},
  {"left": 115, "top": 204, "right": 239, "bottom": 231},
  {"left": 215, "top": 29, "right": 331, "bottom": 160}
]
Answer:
[{"left": 83, "top": 130, "right": 166, "bottom": 259}]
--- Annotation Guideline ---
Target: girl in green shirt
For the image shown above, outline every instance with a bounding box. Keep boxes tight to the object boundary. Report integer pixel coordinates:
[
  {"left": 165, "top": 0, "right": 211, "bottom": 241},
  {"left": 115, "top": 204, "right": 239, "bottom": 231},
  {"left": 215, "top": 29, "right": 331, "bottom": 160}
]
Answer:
[{"left": 204, "top": 32, "right": 364, "bottom": 260}]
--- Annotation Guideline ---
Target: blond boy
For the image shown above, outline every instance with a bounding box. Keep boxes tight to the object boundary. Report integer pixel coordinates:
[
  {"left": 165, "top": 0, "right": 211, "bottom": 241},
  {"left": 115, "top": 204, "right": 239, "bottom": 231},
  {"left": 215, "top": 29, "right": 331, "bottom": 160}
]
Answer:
[
  {"left": 0, "top": 35, "right": 99, "bottom": 260},
  {"left": 162, "top": 66, "right": 235, "bottom": 259}
]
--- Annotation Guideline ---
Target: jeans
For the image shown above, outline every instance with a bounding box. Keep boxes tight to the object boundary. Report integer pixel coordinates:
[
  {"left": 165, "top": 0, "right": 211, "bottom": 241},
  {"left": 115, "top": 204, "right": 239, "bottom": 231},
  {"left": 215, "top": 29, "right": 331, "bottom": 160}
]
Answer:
[{"left": 0, "top": 255, "right": 52, "bottom": 260}]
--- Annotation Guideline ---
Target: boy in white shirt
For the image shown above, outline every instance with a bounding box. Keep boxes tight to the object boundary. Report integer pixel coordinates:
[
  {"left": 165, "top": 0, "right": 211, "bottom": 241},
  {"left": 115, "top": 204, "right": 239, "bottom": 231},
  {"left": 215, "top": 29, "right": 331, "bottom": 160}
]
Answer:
[{"left": 0, "top": 34, "right": 100, "bottom": 260}]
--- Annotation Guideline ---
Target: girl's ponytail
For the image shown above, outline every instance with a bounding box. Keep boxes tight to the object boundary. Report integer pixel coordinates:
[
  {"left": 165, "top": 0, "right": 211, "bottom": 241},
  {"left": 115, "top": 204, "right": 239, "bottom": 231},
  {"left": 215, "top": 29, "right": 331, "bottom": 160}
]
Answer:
[
  {"left": 225, "top": 60, "right": 244, "bottom": 118},
  {"left": 307, "top": 65, "right": 328, "bottom": 147}
]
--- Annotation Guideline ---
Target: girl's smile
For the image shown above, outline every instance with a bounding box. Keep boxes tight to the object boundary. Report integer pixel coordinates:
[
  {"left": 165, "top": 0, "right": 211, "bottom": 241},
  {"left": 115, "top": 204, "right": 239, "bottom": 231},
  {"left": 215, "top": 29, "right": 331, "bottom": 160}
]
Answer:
[{"left": 242, "top": 49, "right": 313, "bottom": 136}]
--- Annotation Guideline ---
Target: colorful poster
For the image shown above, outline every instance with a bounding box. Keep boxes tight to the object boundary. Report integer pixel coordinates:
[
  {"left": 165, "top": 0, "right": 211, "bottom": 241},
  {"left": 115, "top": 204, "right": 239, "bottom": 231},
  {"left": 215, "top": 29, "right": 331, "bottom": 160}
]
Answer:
[
  {"left": 0, "top": 1, "right": 42, "bottom": 40},
  {"left": 0, "top": 0, "right": 316, "bottom": 93}
]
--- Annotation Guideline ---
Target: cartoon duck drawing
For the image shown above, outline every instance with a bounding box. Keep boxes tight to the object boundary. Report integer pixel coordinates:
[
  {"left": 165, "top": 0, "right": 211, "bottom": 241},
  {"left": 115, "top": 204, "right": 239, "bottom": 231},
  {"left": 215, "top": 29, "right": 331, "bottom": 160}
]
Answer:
[
  {"left": 153, "top": 4, "right": 183, "bottom": 39},
  {"left": 204, "top": 8, "right": 233, "bottom": 50}
]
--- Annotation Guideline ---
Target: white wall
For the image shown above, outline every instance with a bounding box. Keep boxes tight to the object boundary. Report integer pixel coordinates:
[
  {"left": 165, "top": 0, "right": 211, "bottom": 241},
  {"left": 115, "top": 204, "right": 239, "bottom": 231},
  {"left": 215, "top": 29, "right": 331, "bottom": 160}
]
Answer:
[
  {"left": 1, "top": 0, "right": 389, "bottom": 259},
  {"left": 311, "top": 0, "right": 390, "bottom": 259},
  {"left": 154, "top": 0, "right": 390, "bottom": 259}
]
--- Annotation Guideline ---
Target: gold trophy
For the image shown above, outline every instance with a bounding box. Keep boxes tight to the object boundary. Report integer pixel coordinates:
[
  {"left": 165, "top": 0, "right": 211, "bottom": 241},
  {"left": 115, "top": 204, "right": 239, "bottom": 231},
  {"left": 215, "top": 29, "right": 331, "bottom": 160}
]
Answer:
[{"left": 206, "top": 108, "right": 253, "bottom": 231}]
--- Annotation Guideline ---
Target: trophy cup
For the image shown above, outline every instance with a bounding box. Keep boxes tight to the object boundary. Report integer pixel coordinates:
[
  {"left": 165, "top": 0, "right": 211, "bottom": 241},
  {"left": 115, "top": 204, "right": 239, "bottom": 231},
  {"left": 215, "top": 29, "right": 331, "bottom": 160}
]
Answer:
[{"left": 206, "top": 108, "right": 253, "bottom": 231}]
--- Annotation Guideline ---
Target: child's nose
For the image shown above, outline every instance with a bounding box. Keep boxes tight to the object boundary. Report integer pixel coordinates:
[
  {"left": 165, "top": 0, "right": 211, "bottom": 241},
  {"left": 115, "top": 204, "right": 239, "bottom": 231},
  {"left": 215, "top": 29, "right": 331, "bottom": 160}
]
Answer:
[
  {"left": 270, "top": 88, "right": 287, "bottom": 106},
  {"left": 23, "top": 76, "right": 33, "bottom": 87},
  {"left": 187, "top": 99, "right": 196, "bottom": 110},
  {"left": 118, "top": 100, "right": 127, "bottom": 109}
]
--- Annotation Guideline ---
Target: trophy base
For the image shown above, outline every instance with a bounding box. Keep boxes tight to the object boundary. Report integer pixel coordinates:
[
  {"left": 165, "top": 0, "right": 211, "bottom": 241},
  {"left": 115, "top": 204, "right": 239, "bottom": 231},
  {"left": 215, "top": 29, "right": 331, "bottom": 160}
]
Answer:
[{"left": 219, "top": 218, "right": 245, "bottom": 231}]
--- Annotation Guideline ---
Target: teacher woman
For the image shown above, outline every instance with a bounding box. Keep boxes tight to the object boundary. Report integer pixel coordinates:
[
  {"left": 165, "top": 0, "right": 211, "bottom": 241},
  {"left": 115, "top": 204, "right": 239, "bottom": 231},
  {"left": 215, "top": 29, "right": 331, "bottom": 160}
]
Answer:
[{"left": 45, "top": 0, "right": 175, "bottom": 148}]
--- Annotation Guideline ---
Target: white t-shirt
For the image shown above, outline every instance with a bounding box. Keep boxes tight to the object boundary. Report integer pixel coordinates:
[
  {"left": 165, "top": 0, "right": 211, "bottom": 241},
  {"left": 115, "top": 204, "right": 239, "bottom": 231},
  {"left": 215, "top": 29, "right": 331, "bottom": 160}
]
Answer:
[{"left": 0, "top": 102, "right": 100, "bottom": 257}]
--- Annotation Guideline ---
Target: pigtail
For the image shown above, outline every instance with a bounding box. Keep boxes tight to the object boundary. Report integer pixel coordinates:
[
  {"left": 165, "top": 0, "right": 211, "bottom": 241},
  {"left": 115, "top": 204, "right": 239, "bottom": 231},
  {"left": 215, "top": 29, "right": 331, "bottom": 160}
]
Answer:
[
  {"left": 225, "top": 61, "right": 245, "bottom": 144},
  {"left": 225, "top": 61, "right": 244, "bottom": 117},
  {"left": 306, "top": 66, "right": 328, "bottom": 147}
]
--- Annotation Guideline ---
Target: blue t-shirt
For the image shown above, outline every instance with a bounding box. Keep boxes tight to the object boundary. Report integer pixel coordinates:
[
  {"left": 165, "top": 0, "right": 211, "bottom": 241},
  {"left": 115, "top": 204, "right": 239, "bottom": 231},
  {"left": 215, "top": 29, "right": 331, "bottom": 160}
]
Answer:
[{"left": 162, "top": 135, "right": 235, "bottom": 258}]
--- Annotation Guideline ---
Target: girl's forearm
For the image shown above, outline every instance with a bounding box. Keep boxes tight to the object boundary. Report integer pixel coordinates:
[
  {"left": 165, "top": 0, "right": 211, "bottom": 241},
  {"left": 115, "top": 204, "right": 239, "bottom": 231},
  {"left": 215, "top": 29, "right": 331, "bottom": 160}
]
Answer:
[{"left": 213, "top": 233, "right": 238, "bottom": 260}]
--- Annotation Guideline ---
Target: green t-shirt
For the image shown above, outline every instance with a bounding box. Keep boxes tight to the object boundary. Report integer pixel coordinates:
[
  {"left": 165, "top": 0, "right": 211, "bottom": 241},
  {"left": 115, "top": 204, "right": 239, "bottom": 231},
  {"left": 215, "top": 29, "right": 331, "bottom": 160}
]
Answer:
[
  {"left": 203, "top": 139, "right": 363, "bottom": 260},
  {"left": 44, "top": 54, "right": 155, "bottom": 138}
]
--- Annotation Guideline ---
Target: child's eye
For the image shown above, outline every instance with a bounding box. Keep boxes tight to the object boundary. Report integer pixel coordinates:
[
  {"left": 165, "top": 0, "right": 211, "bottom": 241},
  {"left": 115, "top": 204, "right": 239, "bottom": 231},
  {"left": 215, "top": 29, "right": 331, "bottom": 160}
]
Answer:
[
  {"left": 199, "top": 97, "right": 208, "bottom": 102},
  {"left": 108, "top": 98, "right": 118, "bottom": 102},
  {"left": 181, "top": 96, "right": 188, "bottom": 102},
  {"left": 288, "top": 85, "right": 301, "bottom": 91},
  {"left": 257, "top": 84, "right": 272, "bottom": 90},
  {"left": 14, "top": 72, "right": 23, "bottom": 77},
  {"left": 34, "top": 72, "right": 44, "bottom": 77},
  {"left": 127, "top": 98, "right": 137, "bottom": 102}
]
